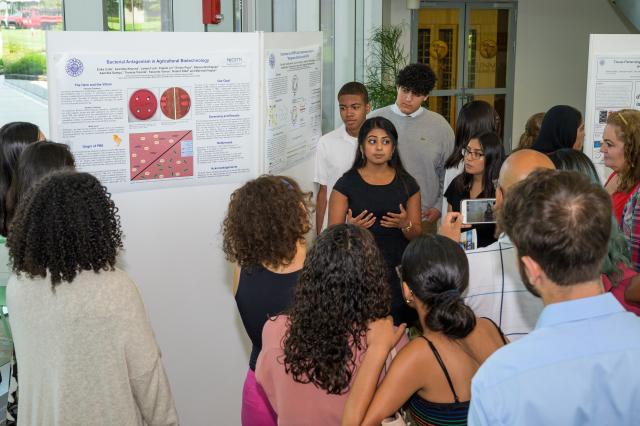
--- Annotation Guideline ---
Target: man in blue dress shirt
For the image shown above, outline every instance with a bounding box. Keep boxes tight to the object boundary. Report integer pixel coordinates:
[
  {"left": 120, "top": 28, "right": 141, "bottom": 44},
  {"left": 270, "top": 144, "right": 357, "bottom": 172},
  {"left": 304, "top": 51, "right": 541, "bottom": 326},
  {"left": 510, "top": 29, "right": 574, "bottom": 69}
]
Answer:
[{"left": 468, "top": 169, "right": 640, "bottom": 425}]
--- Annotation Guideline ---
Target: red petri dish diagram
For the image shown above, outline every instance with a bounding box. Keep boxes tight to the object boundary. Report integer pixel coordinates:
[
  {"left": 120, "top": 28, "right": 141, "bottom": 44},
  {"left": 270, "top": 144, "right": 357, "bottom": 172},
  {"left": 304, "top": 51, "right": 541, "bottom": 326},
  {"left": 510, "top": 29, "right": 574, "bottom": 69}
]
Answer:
[
  {"left": 129, "top": 89, "right": 158, "bottom": 121},
  {"left": 160, "top": 87, "right": 191, "bottom": 120}
]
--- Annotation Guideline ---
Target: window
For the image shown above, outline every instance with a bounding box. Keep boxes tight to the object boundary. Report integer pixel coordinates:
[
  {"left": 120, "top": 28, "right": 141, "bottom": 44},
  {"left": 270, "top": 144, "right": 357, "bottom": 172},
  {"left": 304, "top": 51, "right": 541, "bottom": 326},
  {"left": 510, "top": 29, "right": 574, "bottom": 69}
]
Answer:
[
  {"left": 104, "top": 0, "right": 173, "bottom": 32},
  {"left": 1, "top": 0, "right": 64, "bottom": 79}
]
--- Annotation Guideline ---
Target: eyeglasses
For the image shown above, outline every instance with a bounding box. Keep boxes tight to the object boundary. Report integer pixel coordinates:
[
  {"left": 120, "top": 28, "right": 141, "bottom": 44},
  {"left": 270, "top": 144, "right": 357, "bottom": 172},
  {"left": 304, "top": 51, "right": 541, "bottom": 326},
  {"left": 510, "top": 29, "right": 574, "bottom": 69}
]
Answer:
[{"left": 462, "top": 147, "right": 484, "bottom": 160}]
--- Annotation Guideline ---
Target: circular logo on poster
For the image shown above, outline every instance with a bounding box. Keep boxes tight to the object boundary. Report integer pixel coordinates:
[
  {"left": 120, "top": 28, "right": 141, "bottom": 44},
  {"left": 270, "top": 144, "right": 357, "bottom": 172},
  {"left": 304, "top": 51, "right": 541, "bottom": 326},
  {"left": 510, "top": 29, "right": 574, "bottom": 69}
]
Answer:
[{"left": 65, "top": 58, "right": 84, "bottom": 77}]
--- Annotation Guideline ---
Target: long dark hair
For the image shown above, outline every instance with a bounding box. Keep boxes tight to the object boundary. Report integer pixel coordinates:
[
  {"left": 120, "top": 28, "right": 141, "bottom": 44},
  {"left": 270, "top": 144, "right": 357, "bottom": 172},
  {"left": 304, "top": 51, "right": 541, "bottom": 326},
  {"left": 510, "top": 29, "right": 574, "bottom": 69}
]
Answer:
[
  {"left": 401, "top": 235, "right": 475, "bottom": 338},
  {"left": 5, "top": 141, "right": 76, "bottom": 229},
  {"left": 532, "top": 105, "right": 582, "bottom": 154},
  {"left": 283, "top": 224, "right": 390, "bottom": 394},
  {"left": 452, "top": 131, "right": 505, "bottom": 197},
  {"left": 0, "top": 122, "right": 41, "bottom": 236},
  {"left": 445, "top": 101, "right": 501, "bottom": 169}
]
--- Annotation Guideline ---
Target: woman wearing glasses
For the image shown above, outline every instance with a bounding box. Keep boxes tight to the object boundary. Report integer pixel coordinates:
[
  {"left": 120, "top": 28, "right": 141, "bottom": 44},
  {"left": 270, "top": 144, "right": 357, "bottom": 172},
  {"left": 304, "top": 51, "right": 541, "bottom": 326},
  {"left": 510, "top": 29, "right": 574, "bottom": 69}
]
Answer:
[{"left": 444, "top": 131, "right": 505, "bottom": 248}]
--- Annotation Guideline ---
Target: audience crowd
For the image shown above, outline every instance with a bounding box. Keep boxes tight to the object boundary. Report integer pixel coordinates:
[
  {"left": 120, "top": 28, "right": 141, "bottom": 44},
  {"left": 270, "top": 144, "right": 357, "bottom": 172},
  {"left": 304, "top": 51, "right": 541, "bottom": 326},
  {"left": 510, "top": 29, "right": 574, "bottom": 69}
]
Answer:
[{"left": 1, "top": 61, "right": 640, "bottom": 426}]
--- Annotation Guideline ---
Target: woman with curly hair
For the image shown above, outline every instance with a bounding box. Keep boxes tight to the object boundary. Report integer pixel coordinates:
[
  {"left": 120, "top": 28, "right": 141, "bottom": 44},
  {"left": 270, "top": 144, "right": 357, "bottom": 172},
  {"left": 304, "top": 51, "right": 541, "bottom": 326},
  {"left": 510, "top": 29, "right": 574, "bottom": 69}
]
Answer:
[
  {"left": 2, "top": 141, "right": 75, "bottom": 423},
  {"left": 256, "top": 224, "right": 408, "bottom": 425},
  {"left": 343, "top": 235, "right": 507, "bottom": 426},
  {"left": 222, "top": 175, "right": 310, "bottom": 426},
  {"left": 6, "top": 171, "right": 178, "bottom": 426},
  {"left": 516, "top": 112, "right": 544, "bottom": 151},
  {"left": 601, "top": 109, "right": 640, "bottom": 270}
]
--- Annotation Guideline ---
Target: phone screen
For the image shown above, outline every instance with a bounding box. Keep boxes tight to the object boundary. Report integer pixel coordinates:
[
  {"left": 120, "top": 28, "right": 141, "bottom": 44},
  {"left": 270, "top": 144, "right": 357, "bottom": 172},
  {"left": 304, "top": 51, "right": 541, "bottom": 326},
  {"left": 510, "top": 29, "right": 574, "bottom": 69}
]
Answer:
[{"left": 462, "top": 198, "right": 496, "bottom": 224}]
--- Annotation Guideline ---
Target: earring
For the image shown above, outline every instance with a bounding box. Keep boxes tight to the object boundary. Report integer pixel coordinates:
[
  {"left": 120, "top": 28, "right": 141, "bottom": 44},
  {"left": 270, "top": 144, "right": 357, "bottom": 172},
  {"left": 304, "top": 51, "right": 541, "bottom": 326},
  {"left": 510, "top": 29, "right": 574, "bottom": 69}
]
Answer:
[{"left": 405, "top": 290, "right": 413, "bottom": 305}]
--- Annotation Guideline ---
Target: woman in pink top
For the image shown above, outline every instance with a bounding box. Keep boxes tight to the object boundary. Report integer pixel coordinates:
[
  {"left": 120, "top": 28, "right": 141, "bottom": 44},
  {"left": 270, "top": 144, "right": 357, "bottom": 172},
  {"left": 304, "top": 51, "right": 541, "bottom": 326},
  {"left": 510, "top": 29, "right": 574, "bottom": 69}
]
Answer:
[{"left": 256, "top": 224, "right": 408, "bottom": 425}]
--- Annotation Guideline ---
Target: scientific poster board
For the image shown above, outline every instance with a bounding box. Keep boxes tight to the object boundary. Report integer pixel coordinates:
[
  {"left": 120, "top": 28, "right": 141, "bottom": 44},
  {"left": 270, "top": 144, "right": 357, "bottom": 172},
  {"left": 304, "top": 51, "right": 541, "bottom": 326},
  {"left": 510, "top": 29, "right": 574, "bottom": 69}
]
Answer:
[
  {"left": 264, "top": 46, "right": 322, "bottom": 173},
  {"left": 584, "top": 34, "right": 640, "bottom": 179},
  {"left": 47, "top": 32, "right": 322, "bottom": 192}
]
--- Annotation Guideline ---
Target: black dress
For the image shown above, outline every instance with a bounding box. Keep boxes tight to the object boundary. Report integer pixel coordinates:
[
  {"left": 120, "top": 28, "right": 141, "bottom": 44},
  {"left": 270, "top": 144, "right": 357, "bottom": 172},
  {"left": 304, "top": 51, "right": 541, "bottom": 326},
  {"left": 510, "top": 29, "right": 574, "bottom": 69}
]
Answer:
[
  {"left": 444, "top": 179, "right": 497, "bottom": 248},
  {"left": 333, "top": 169, "right": 420, "bottom": 326},
  {"left": 235, "top": 266, "right": 299, "bottom": 371}
]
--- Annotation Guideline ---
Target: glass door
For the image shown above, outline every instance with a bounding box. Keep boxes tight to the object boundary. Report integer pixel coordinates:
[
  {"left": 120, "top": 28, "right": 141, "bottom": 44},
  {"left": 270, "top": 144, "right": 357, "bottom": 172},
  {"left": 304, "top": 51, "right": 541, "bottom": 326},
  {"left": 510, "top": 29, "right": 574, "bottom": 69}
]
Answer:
[{"left": 413, "top": 2, "right": 516, "bottom": 148}]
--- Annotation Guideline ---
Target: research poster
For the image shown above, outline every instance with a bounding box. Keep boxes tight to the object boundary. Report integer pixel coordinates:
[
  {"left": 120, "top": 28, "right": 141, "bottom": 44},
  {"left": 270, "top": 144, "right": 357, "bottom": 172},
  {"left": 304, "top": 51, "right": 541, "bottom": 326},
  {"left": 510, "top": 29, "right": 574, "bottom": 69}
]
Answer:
[
  {"left": 50, "top": 51, "right": 258, "bottom": 192},
  {"left": 586, "top": 55, "right": 640, "bottom": 166},
  {"left": 265, "top": 45, "right": 322, "bottom": 173}
]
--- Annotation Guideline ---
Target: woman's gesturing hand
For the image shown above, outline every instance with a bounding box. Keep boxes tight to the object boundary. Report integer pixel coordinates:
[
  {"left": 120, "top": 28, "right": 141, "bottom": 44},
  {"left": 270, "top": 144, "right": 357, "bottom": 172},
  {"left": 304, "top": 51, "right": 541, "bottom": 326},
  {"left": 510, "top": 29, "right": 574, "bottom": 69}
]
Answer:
[
  {"left": 347, "top": 209, "right": 376, "bottom": 228},
  {"left": 381, "top": 204, "right": 409, "bottom": 229}
]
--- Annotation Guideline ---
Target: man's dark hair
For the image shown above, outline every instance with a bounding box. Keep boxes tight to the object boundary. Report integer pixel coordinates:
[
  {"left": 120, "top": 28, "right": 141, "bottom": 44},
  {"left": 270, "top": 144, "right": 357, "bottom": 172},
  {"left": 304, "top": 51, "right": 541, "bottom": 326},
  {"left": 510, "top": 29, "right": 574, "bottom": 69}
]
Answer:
[
  {"left": 396, "top": 63, "right": 437, "bottom": 96},
  {"left": 499, "top": 169, "right": 612, "bottom": 286},
  {"left": 337, "top": 81, "right": 369, "bottom": 104}
]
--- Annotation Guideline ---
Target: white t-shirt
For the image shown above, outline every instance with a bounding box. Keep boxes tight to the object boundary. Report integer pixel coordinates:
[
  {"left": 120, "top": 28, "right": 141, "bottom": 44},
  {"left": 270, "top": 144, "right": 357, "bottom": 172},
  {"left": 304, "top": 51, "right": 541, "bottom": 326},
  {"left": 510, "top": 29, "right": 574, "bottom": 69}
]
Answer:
[
  {"left": 314, "top": 125, "right": 357, "bottom": 228},
  {"left": 464, "top": 234, "right": 544, "bottom": 341}
]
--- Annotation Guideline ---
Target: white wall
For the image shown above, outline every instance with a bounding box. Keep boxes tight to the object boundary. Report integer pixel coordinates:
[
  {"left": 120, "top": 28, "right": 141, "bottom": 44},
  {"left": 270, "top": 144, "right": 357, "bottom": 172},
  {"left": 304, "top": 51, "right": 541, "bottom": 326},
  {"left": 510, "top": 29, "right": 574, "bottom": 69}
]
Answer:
[{"left": 512, "top": 0, "right": 636, "bottom": 146}]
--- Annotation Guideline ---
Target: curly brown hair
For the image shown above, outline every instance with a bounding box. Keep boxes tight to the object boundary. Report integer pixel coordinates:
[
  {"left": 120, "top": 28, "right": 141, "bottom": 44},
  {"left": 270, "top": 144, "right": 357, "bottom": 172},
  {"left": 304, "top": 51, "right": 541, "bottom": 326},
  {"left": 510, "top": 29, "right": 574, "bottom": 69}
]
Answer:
[
  {"left": 606, "top": 109, "right": 640, "bottom": 192},
  {"left": 7, "top": 171, "right": 123, "bottom": 288},
  {"left": 222, "top": 175, "right": 311, "bottom": 269},
  {"left": 283, "top": 224, "right": 390, "bottom": 394}
]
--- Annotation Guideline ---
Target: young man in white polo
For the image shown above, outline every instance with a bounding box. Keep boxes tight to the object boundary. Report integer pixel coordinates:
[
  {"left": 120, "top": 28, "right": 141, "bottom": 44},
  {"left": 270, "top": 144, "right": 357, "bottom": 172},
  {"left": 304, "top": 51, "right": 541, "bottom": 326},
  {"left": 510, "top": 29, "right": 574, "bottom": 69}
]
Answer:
[{"left": 314, "top": 82, "right": 370, "bottom": 234}]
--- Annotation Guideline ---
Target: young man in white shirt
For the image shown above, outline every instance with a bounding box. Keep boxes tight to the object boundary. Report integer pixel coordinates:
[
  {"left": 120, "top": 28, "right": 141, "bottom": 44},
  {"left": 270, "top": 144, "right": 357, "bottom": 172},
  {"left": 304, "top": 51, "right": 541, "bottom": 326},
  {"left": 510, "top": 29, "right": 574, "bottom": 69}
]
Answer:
[{"left": 314, "top": 82, "right": 370, "bottom": 234}]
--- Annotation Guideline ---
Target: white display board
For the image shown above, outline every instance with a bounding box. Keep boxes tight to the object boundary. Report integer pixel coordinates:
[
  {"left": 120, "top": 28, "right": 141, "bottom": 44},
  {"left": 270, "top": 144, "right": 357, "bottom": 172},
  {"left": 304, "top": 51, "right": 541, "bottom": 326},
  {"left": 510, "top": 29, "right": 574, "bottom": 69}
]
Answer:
[
  {"left": 585, "top": 34, "right": 640, "bottom": 180},
  {"left": 48, "top": 32, "right": 322, "bottom": 191},
  {"left": 46, "top": 31, "right": 322, "bottom": 425},
  {"left": 265, "top": 46, "right": 322, "bottom": 173}
]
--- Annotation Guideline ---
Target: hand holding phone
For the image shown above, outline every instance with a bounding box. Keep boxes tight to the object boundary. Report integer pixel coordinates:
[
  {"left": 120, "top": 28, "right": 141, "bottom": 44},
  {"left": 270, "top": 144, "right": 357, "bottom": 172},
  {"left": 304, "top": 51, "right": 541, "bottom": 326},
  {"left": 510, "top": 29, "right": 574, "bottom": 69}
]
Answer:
[{"left": 461, "top": 198, "right": 496, "bottom": 224}]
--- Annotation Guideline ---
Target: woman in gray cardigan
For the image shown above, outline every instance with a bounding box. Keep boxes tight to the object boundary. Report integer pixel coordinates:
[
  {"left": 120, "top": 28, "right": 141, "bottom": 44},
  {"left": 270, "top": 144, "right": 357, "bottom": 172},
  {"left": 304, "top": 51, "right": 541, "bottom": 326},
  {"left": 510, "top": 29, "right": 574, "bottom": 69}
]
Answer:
[{"left": 6, "top": 171, "right": 178, "bottom": 426}]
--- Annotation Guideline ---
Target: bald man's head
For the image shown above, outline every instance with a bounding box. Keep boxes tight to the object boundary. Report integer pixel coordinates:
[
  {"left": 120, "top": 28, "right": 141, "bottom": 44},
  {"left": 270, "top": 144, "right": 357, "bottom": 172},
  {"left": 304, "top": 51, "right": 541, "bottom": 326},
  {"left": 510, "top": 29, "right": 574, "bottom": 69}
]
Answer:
[{"left": 496, "top": 149, "right": 555, "bottom": 206}]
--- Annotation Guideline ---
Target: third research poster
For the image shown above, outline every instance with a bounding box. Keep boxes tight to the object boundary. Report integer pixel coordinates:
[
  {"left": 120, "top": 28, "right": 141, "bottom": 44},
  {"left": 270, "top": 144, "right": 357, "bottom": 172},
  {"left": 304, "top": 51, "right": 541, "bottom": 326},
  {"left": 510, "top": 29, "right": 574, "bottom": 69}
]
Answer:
[{"left": 586, "top": 55, "right": 640, "bottom": 167}]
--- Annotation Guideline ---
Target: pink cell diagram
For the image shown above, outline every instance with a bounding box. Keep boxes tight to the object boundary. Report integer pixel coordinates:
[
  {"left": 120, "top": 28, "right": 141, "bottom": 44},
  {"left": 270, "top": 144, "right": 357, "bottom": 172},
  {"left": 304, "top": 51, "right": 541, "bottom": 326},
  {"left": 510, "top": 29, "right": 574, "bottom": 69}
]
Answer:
[{"left": 129, "top": 130, "right": 194, "bottom": 181}]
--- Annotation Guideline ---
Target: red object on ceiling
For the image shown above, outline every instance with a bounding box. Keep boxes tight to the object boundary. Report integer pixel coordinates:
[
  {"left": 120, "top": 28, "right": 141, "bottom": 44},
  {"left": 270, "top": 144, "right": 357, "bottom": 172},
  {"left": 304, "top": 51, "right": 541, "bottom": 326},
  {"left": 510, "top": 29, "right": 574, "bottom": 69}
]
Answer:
[{"left": 203, "top": 0, "right": 222, "bottom": 25}]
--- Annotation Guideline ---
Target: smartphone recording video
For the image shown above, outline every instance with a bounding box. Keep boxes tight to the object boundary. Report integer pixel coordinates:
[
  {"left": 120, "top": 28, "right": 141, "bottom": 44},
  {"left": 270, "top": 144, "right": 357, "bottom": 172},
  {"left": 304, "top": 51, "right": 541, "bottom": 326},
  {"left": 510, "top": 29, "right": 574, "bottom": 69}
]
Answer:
[{"left": 461, "top": 198, "right": 496, "bottom": 224}]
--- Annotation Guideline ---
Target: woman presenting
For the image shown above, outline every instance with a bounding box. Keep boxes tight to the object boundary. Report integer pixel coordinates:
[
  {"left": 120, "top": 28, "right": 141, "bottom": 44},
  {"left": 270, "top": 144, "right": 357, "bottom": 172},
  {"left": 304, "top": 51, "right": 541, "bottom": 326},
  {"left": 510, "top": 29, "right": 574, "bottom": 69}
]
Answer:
[{"left": 329, "top": 116, "right": 421, "bottom": 325}]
